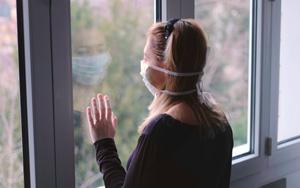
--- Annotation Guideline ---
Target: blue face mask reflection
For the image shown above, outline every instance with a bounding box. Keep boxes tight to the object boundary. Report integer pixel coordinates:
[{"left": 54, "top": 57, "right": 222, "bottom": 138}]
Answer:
[{"left": 72, "top": 53, "right": 111, "bottom": 85}]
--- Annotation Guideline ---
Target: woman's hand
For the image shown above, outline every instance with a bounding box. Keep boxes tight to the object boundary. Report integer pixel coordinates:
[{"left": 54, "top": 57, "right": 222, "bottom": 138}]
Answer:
[{"left": 86, "top": 94, "right": 118, "bottom": 143}]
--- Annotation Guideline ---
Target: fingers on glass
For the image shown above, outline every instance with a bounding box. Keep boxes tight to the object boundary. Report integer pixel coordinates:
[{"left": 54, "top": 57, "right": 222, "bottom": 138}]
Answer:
[
  {"left": 92, "top": 98, "right": 100, "bottom": 121},
  {"left": 111, "top": 111, "right": 114, "bottom": 122},
  {"left": 87, "top": 107, "right": 94, "bottom": 126},
  {"left": 98, "top": 94, "right": 105, "bottom": 119},
  {"left": 112, "top": 112, "right": 118, "bottom": 128},
  {"left": 105, "top": 96, "right": 112, "bottom": 119},
  {"left": 95, "top": 94, "right": 114, "bottom": 121}
]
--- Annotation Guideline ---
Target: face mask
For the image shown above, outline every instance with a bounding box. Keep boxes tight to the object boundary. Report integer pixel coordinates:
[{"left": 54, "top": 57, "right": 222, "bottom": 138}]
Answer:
[
  {"left": 72, "top": 53, "right": 111, "bottom": 85},
  {"left": 140, "top": 60, "right": 202, "bottom": 96},
  {"left": 140, "top": 47, "right": 216, "bottom": 107}
]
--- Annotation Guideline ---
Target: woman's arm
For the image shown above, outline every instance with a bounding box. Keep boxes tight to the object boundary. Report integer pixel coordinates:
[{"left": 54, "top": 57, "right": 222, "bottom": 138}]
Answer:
[
  {"left": 94, "top": 135, "right": 164, "bottom": 188},
  {"left": 94, "top": 138, "right": 126, "bottom": 188},
  {"left": 87, "top": 93, "right": 125, "bottom": 187},
  {"left": 94, "top": 133, "right": 179, "bottom": 188}
]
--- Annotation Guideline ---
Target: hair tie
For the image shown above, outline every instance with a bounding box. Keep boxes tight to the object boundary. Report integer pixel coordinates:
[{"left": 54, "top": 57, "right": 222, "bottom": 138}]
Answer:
[{"left": 164, "top": 18, "right": 180, "bottom": 40}]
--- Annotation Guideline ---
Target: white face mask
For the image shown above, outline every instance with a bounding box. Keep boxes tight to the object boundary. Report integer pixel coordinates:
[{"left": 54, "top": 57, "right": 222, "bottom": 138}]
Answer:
[
  {"left": 140, "top": 60, "right": 202, "bottom": 96},
  {"left": 140, "top": 47, "right": 216, "bottom": 107}
]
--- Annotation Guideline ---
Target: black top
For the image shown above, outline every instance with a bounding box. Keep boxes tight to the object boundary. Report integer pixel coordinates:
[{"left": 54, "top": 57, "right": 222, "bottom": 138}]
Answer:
[{"left": 94, "top": 113, "right": 233, "bottom": 188}]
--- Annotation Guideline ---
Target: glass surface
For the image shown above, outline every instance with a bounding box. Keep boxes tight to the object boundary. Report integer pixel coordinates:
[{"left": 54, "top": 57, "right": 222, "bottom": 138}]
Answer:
[
  {"left": 278, "top": 0, "right": 300, "bottom": 143},
  {"left": 195, "top": 0, "right": 251, "bottom": 156},
  {"left": 0, "top": 1, "right": 24, "bottom": 187},
  {"left": 70, "top": 0, "right": 153, "bottom": 187}
]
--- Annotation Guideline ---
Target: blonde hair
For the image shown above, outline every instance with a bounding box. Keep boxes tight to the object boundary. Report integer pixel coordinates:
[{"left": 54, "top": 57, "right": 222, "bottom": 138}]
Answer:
[{"left": 138, "top": 19, "right": 228, "bottom": 138}]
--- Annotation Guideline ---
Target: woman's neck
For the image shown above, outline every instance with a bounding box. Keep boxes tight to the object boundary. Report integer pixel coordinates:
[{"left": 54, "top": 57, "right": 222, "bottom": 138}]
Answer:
[{"left": 165, "top": 102, "right": 200, "bottom": 126}]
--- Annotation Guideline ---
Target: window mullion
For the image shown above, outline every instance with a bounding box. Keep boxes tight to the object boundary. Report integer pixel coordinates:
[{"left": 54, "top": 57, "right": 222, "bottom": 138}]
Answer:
[
  {"left": 23, "top": 0, "right": 56, "bottom": 187},
  {"left": 22, "top": 0, "right": 75, "bottom": 187},
  {"left": 50, "top": 0, "right": 75, "bottom": 187}
]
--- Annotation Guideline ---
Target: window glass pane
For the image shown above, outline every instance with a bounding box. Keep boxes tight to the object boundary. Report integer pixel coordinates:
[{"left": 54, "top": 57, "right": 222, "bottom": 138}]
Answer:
[
  {"left": 278, "top": 0, "right": 300, "bottom": 143},
  {"left": 70, "top": 0, "right": 153, "bottom": 187},
  {"left": 0, "top": 1, "right": 24, "bottom": 187},
  {"left": 195, "top": 1, "right": 251, "bottom": 156}
]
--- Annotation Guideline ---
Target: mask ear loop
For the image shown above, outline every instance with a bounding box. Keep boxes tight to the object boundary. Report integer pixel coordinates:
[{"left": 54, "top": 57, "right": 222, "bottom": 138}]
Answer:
[
  {"left": 196, "top": 74, "right": 211, "bottom": 108},
  {"left": 196, "top": 46, "right": 217, "bottom": 108},
  {"left": 197, "top": 77, "right": 215, "bottom": 108},
  {"left": 197, "top": 73, "right": 204, "bottom": 103}
]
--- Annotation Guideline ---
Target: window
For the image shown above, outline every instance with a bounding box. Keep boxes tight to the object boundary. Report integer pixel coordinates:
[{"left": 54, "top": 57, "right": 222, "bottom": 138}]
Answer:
[
  {"left": 277, "top": 0, "right": 300, "bottom": 144},
  {"left": 0, "top": 1, "right": 24, "bottom": 187},
  {"left": 266, "top": 0, "right": 300, "bottom": 166},
  {"left": 70, "top": 0, "right": 154, "bottom": 187},
  {"left": 230, "top": 0, "right": 300, "bottom": 186},
  {"left": 195, "top": 0, "right": 253, "bottom": 157},
  {"left": 18, "top": 0, "right": 300, "bottom": 187}
]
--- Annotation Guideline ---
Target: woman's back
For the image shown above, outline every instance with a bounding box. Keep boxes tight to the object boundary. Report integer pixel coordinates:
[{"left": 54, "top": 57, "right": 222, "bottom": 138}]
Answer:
[{"left": 123, "top": 114, "right": 233, "bottom": 188}]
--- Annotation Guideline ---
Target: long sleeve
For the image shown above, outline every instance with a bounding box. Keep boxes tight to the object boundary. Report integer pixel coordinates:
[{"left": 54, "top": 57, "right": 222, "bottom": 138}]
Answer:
[
  {"left": 94, "top": 134, "right": 166, "bottom": 188},
  {"left": 94, "top": 138, "right": 126, "bottom": 188},
  {"left": 94, "top": 134, "right": 175, "bottom": 188}
]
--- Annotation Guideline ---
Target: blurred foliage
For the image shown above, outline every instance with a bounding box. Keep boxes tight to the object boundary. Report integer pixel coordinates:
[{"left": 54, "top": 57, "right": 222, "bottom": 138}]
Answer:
[
  {"left": 195, "top": 0, "right": 250, "bottom": 149},
  {"left": 0, "top": 44, "right": 24, "bottom": 187},
  {"left": 71, "top": 0, "right": 153, "bottom": 187},
  {"left": 231, "top": 107, "right": 248, "bottom": 146}
]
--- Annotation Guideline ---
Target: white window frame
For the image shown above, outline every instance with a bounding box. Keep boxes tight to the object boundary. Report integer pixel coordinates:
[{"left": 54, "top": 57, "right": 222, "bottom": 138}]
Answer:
[
  {"left": 267, "top": 0, "right": 300, "bottom": 167},
  {"left": 230, "top": 0, "right": 300, "bottom": 187},
  {"left": 18, "top": 0, "right": 300, "bottom": 187}
]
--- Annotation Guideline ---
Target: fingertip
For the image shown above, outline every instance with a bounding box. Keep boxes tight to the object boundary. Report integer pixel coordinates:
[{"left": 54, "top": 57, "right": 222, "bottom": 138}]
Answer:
[{"left": 98, "top": 93, "right": 102, "bottom": 98}]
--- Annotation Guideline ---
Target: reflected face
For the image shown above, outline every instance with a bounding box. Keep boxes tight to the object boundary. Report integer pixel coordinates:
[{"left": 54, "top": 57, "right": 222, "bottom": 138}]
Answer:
[
  {"left": 72, "top": 28, "right": 111, "bottom": 111},
  {"left": 75, "top": 44, "right": 106, "bottom": 56},
  {"left": 73, "top": 28, "right": 106, "bottom": 56},
  {"left": 143, "top": 37, "right": 165, "bottom": 89}
]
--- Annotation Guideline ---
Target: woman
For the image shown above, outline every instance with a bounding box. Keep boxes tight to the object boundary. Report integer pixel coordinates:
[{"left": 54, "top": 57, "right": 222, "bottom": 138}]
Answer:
[{"left": 87, "top": 18, "right": 233, "bottom": 188}]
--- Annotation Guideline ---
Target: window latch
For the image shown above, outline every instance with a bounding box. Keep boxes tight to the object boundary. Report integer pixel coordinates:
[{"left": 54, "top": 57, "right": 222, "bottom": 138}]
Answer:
[{"left": 265, "top": 137, "right": 272, "bottom": 156}]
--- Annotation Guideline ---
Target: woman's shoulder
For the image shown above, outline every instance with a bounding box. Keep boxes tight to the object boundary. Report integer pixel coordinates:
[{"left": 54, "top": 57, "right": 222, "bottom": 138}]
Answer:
[
  {"left": 142, "top": 113, "right": 197, "bottom": 136},
  {"left": 142, "top": 113, "right": 232, "bottom": 141},
  {"left": 142, "top": 114, "right": 169, "bottom": 135}
]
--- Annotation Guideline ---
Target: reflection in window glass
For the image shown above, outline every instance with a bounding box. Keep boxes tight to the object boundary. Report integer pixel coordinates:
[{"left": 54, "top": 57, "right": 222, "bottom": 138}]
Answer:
[
  {"left": 195, "top": 1, "right": 251, "bottom": 156},
  {"left": 0, "top": 1, "right": 24, "bottom": 187},
  {"left": 71, "top": 0, "right": 153, "bottom": 186},
  {"left": 278, "top": 0, "right": 300, "bottom": 143}
]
